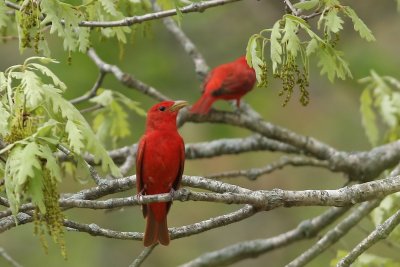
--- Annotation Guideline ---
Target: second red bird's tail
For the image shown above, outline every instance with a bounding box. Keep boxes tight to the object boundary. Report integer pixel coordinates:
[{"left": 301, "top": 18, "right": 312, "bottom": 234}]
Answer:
[
  {"left": 143, "top": 204, "right": 170, "bottom": 247},
  {"left": 190, "top": 95, "right": 215, "bottom": 114}
]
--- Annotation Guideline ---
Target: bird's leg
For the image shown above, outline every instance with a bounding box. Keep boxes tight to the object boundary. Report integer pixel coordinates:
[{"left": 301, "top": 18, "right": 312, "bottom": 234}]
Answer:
[
  {"left": 233, "top": 99, "right": 244, "bottom": 114},
  {"left": 136, "top": 186, "right": 146, "bottom": 200},
  {"left": 169, "top": 188, "right": 177, "bottom": 199}
]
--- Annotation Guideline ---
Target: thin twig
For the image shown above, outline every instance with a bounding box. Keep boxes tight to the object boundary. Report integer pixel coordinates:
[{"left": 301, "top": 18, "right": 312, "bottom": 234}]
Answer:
[
  {"left": 337, "top": 208, "right": 400, "bottom": 267},
  {"left": 283, "top": 0, "right": 300, "bottom": 16},
  {"left": 206, "top": 156, "right": 329, "bottom": 180},
  {"left": 62, "top": 205, "right": 257, "bottom": 241},
  {"left": 4, "top": 1, "right": 20, "bottom": 11},
  {"left": 129, "top": 244, "right": 158, "bottom": 267},
  {"left": 285, "top": 200, "right": 381, "bottom": 267},
  {"left": 87, "top": 48, "right": 169, "bottom": 101},
  {"left": 70, "top": 71, "right": 107, "bottom": 105},
  {"left": 156, "top": 3, "right": 209, "bottom": 80},
  {"left": 78, "top": 0, "right": 243, "bottom": 28},
  {"left": 119, "top": 145, "right": 136, "bottom": 176},
  {"left": 79, "top": 104, "right": 104, "bottom": 114},
  {"left": 0, "top": 247, "right": 23, "bottom": 267},
  {"left": 57, "top": 144, "right": 107, "bottom": 185}
]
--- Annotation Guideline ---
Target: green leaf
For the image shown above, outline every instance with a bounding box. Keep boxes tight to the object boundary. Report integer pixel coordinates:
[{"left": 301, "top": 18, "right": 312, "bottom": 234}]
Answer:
[
  {"left": 282, "top": 17, "right": 301, "bottom": 57},
  {"left": 380, "top": 94, "right": 397, "bottom": 127},
  {"left": 40, "top": 0, "right": 82, "bottom": 52},
  {"left": 343, "top": 7, "right": 376, "bottom": 42},
  {"left": 65, "top": 120, "right": 85, "bottom": 154},
  {"left": 99, "top": 0, "right": 119, "bottom": 16},
  {"left": 21, "top": 71, "right": 44, "bottom": 108},
  {"left": 90, "top": 90, "right": 114, "bottom": 106},
  {"left": 109, "top": 100, "right": 130, "bottom": 139},
  {"left": 80, "top": 125, "right": 121, "bottom": 177},
  {"left": 293, "top": 0, "right": 319, "bottom": 10},
  {"left": 317, "top": 45, "right": 352, "bottom": 82},
  {"left": 78, "top": 27, "right": 91, "bottom": 53},
  {"left": 5, "top": 146, "right": 23, "bottom": 215},
  {"left": 29, "top": 63, "right": 67, "bottom": 91},
  {"left": 113, "top": 91, "right": 146, "bottom": 116},
  {"left": 38, "top": 39, "right": 51, "bottom": 58},
  {"left": 26, "top": 167, "right": 45, "bottom": 214},
  {"left": 270, "top": 20, "right": 282, "bottom": 73},
  {"left": 306, "top": 38, "right": 319, "bottom": 56},
  {"left": 324, "top": 8, "right": 344, "bottom": 33},
  {"left": 34, "top": 119, "right": 58, "bottom": 138},
  {"left": 0, "top": 72, "right": 6, "bottom": 93},
  {"left": 360, "top": 88, "right": 379, "bottom": 146},
  {"left": 17, "top": 142, "right": 42, "bottom": 185},
  {"left": 39, "top": 144, "right": 62, "bottom": 182},
  {"left": 247, "top": 36, "right": 267, "bottom": 86},
  {"left": 0, "top": 101, "right": 10, "bottom": 136}
]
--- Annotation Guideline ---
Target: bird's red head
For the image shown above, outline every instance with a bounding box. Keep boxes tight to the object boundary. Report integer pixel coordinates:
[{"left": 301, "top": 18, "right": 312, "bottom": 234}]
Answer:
[
  {"left": 236, "top": 56, "right": 251, "bottom": 67},
  {"left": 146, "top": 100, "right": 189, "bottom": 131}
]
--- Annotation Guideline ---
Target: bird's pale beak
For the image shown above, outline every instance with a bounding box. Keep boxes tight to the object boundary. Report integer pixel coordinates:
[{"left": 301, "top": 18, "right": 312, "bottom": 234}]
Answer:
[{"left": 169, "top": 100, "right": 189, "bottom": 111}]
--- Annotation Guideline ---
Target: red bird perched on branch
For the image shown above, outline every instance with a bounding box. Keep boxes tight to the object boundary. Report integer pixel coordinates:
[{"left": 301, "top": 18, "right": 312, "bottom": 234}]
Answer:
[
  {"left": 136, "top": 100, "right": 188, "bottom": 246},
  {"left": 190, "top": 56, "right": 256, "bottom": 114}
]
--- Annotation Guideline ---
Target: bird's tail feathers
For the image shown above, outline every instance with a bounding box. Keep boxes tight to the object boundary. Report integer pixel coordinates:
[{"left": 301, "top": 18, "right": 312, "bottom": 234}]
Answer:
[
  {"left": 190, "top": 95, "right": 214, "bottom": 114},
  {"left": 143, "top": 204, "right": 170, "bottom": 246}
]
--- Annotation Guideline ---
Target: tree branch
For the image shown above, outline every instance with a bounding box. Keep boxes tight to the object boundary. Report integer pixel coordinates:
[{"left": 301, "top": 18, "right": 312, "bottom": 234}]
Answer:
[
  {"left": 62, "top": 205, "right": 257, "bottom": 242},
  {"left": 285, "top": 200, "right": 381, "bottom": 267},
  {"left": 181, "top": 110, "right": 400, "bottom": 181},
  {"left": 87, "top": 48, "right": 169, "bottom": 101},
  {"left": 337, "top": 208, "right": 400, "bottom": 267},
  {"left": 179, "top": 206, "right": 349, "bottom": 267},
  {"left": 206, "top": 155, "right": 329, "bottom": 180},
  {"left": 129, "top": 244, "right": 158, "bottom": 267},
  {"left": 155, "top": 3, "right": 209, "bottom": 80},
  {"left": 283, "top": 0, "right": 300, "bottom": 16},
  {"left": 0, "top": 247, "right": 23, "bottom": 267},
  {"left": 70, "top": 71, "right": 106, "bottom": 105},
  {"left": 78, "top": 0, "right": 243, "bottom": 28}
]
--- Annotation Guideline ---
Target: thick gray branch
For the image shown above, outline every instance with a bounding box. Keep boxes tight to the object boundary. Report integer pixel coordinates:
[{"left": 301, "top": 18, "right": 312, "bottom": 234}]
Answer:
[
  {"left": 181, "top": 110, "right": 400, "bottom": 180},
  {"left": 179, "top": 206, "right": 348, "bottom": 267},
  {"left": 285, "top": 200, "right": 381, "bottom": 267},
  {"left": 64, "top": 135, "right": 300, "bottom": 166}
]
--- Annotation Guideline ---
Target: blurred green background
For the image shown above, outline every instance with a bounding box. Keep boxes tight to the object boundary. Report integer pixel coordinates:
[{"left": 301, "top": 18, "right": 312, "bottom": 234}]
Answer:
[{"left": 1, "top": 1, "right": 400, "bottom": 266}]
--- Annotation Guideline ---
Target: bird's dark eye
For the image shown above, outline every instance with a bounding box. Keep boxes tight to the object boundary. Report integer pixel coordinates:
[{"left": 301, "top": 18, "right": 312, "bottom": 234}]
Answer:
[{"left": 158, "top": 106, "right": 166, "bottom": 111}]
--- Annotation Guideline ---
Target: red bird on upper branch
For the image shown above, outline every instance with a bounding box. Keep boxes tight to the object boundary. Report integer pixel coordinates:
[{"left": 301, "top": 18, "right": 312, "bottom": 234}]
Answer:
[
  {"left": 136, "top": 100, "right": 188, "bottom": 246},
  {"left": 190, "top": 56, "right": 256, "bottom": 114}
]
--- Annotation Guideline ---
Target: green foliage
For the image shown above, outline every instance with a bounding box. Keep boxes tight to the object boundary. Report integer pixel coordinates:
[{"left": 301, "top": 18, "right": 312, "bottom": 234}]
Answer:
[
  {"left": 0, "top": 57, "right": 122, "bottom": 255},
  {"left": 1, "top": 0, "right": 159, "bottom": 56},
  {"left": 90, "top": 89, "right": 146, "bottom": 148},
  {"left": 359, "top": 71, "right": 400, "bottom": 146},
  {"left": 247, "top": 1, "right": 375, "bottom": 106},
  {"left": 293, "top": 0, "right": 320, "bottom": 11},
  {"left": 331, "top": 250, "right": 400, "bottom": 267}
]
